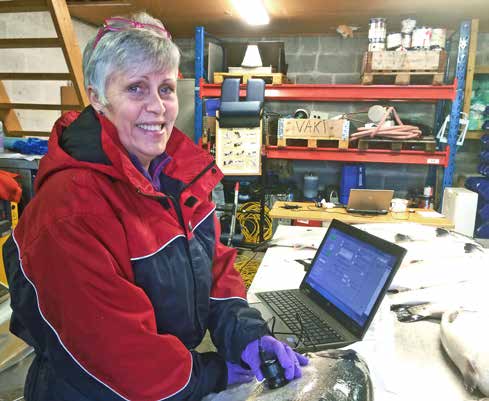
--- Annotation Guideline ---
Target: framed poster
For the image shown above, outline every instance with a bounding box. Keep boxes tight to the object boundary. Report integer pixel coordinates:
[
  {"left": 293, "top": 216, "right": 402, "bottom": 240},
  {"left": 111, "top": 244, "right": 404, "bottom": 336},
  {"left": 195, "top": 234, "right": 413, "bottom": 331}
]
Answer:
[{"left": 215, "top": 124, "right": 262, "bottom": 175}]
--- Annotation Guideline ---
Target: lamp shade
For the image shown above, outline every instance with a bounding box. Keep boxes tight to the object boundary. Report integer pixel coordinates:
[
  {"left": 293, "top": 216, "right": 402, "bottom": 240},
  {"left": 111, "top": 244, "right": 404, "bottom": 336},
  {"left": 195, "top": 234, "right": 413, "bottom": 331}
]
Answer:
[{"left": 241, "top": 44, "right": 263, "bottom": 68}]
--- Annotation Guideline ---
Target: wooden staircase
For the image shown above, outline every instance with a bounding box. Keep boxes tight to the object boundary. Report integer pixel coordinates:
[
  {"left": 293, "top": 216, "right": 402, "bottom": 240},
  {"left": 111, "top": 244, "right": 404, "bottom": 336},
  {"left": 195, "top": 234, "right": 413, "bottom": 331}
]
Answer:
[{"left": 0, "top": 0, "right": 89, "bottom": 137}]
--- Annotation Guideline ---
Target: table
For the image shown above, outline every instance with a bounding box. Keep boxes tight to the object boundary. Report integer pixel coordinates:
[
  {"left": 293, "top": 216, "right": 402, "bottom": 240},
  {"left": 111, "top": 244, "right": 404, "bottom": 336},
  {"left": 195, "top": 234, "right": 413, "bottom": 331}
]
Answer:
[
  {"left": 269, "top": 201, "right": 454, "bottom": 228},
  {"left": 248, "top": 224, "right": 481, "bottom": 401}
]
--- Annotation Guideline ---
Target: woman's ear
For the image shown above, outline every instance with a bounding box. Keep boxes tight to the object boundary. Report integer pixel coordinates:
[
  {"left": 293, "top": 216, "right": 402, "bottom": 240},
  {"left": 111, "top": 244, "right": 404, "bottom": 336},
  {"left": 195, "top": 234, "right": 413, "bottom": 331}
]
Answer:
[{"left": 87, "top": 86, "right": 104, "bottom": 114}]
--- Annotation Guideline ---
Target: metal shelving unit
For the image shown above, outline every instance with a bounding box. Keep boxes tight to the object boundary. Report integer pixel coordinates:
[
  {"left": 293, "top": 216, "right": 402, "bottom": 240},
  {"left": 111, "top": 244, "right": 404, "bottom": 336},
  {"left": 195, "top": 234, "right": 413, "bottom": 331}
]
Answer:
[
  {"left": 199, "top": 80, "right": 457, "bottom": 102},
  {"left": 194, "top": 20, "right": 471, "bottom": 198},
  {"left": 264, "top": 146, "right": 449, "bottom": 166}
]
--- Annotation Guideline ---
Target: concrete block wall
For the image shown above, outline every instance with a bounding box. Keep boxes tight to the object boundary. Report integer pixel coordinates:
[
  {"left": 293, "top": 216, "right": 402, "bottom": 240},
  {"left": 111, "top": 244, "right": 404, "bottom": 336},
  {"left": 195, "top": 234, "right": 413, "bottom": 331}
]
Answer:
[{"left": 0, "top": 12, "right": 96, "bottom": 132}]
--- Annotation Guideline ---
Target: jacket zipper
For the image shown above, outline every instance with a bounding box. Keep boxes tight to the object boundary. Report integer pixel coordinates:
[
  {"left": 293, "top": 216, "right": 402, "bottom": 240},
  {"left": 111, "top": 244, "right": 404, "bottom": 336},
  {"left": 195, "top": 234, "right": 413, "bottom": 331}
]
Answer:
[
  {"left": 166, "top": 193, "right": 204, "bottom": 334},
  {"left": 135, "top": 161, "right": 217, "bottom": 335}
]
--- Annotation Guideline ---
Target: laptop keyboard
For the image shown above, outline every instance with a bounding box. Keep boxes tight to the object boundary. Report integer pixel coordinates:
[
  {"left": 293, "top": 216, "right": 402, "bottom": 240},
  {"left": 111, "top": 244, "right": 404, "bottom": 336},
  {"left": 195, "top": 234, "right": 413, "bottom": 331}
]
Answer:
[{"left": 258, "top": 289, "right": 344, "bottom": 347}]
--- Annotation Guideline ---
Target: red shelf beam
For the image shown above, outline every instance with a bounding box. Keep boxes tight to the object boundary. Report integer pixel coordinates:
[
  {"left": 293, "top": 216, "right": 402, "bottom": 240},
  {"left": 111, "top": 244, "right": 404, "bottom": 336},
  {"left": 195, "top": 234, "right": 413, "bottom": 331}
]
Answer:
[
  {"left": 264, "top": 146, "right": 449, "bottom": 167},
  {"left": 200, "top": 79, "right": 457, "bottom": 102}
]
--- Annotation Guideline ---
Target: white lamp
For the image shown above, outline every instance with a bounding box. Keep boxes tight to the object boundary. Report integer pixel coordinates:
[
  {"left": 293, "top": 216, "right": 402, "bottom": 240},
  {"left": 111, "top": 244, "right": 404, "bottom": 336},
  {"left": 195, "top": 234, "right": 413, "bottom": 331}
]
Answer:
[{"left": 241, "top": 44, "right": 263, "bottom": 68}]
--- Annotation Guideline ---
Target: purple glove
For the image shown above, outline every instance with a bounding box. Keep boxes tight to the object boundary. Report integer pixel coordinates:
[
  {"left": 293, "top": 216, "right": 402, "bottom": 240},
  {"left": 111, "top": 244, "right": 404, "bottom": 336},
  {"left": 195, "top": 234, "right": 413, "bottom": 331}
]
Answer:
[
  {"left": 226, "top": 361, "right": 254, "bottom": 386},
  {"left": 241, "top": 336, "right": 308, "bottom": 381}
]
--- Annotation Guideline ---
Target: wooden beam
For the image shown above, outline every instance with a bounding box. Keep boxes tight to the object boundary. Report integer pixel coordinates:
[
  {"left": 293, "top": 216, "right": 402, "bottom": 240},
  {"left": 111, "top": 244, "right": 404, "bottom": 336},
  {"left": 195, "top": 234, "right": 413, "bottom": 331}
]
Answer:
[
  {"left": 475, "top": 65, "right": 489, "bottom": 74},
  {"left": 466, "top": 130, "right": 484, "bottom": 140},
  {"left": 0, "top": 102, "right": 82, "bottom": 111},
  {"left": 0, "top": 73, "right": 72, "bottom": 81},
  {"left": 61, "top": 85, "right": 80, "bottom": 113},
  {"left": 8, "top": 130, "right": 51, "bottom": 137},
  {"left": 0, "top": 38, "right": 61, "bottom": 49},
  {"left": 67, "top": 1, "right": 132, "bottom": 7},
  {"left": 47, "top": 0, "right": 89, "bottom": 107},
  {"left": 0, "top": 1, "right": 48, "bottom": 13},
  {"left": 0, "top": 82, "right": 22, "bottom": 134},
  {"left": 463, "top": 19, "right": 479, "bottom": 115}
]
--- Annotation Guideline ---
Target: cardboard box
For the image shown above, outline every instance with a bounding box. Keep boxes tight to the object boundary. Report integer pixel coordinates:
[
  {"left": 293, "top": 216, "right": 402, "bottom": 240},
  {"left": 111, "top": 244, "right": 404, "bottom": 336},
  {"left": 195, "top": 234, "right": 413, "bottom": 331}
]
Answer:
[
  {"left": 364, "top": 50, "right": 446, "bottom": 72},
  {"left": 278, "top": 118, "right": 349, "bottom": 139}
]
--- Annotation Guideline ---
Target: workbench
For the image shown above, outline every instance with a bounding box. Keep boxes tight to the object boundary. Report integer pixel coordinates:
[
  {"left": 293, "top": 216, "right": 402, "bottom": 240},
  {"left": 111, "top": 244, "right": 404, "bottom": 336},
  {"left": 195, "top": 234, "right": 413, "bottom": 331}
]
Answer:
[
  {"left": 248, "top": 224, "right": 486, "bottom": 401},
  {"left": 269, "top": 201, "right": 454, "bottom": 228}
]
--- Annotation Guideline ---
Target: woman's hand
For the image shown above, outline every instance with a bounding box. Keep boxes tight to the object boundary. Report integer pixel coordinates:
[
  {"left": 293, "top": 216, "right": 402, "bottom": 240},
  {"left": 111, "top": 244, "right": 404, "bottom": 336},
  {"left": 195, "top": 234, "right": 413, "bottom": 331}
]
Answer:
[
  {"left": 241, "top": 336, "right": 309, "bottom": 381},
  {"left": 226, "top": 362, "right": 254, "bottom": 386}
]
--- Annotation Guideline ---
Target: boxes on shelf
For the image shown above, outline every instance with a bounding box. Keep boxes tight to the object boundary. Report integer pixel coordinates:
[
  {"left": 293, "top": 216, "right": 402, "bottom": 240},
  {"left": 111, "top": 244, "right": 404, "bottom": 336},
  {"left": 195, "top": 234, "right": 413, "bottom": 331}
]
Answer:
[
  {"left": 277, "top": 118, "right": 350, "bottom": 149},
  {"left": 361, "top": 50, "right": 447, "bottom": 85}
]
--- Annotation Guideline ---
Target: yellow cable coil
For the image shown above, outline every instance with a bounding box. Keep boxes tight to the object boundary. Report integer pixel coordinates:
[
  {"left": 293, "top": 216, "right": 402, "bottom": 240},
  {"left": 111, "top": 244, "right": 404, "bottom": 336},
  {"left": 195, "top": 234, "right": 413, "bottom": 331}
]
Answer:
[
  {"left": 236, "top": 202, "right": 273, "bottom": 244},
  {"left": 234, "top": 255, "right": 261, "bottom": 289}
]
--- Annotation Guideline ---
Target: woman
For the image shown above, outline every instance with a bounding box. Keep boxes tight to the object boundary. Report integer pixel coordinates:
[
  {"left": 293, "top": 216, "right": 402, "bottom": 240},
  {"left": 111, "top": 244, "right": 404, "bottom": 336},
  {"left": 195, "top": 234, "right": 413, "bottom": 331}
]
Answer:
[{"left": 3, "top": 12, "right": 307, "bottom": 401}]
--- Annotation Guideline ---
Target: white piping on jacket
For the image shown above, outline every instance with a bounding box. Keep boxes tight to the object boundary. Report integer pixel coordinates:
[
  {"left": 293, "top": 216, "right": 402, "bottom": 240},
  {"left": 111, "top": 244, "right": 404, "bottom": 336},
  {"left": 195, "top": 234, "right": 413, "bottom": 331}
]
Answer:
[
  {"left": 210, "top": 296, "right": 248, "bottom": 302},
  {"left": 191, "top": 206, "right": 215, "bottom": 233},
  {"left": 130, "top": 235, "right": 185, "bottom": 261},
  {"left": 131, "top": 206, "right": 216, "bottom": 261}
]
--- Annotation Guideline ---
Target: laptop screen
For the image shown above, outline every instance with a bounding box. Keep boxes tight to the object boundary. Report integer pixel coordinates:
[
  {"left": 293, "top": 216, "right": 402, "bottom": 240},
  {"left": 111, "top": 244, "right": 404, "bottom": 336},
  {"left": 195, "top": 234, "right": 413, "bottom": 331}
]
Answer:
[{"left": 304, "top": 225, "right": 398, "bottom": 327}]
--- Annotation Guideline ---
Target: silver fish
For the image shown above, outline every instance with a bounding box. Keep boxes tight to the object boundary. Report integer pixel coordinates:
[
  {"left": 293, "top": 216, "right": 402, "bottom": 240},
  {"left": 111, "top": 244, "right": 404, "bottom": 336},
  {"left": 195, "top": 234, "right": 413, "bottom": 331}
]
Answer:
[
  {"left": 440, "top": 309, "right": 489, "bottom": 397},
  {"left": 203, "top": 349, "right": 373, "bottom": 401}
]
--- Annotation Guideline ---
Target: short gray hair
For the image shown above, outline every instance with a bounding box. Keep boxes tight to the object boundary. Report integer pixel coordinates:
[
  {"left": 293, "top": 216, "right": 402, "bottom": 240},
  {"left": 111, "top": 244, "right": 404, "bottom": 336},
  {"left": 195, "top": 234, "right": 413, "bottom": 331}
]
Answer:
[{"left": 82, "top": 12, "right": 181, "bottom": 105}]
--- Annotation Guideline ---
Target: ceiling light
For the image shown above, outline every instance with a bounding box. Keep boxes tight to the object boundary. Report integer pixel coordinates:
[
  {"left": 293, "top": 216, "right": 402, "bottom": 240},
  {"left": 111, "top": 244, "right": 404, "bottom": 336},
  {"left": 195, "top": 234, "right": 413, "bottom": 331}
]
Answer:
[{"left": 231, "top": 0, "right": 270, "bottom": 26}]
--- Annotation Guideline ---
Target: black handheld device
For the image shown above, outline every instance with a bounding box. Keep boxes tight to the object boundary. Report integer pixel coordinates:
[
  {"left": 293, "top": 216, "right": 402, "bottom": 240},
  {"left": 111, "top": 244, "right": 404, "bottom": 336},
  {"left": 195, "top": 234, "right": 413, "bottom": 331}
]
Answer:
[{"left": 258, "top": 339, "right": 288, "bottom": 389}]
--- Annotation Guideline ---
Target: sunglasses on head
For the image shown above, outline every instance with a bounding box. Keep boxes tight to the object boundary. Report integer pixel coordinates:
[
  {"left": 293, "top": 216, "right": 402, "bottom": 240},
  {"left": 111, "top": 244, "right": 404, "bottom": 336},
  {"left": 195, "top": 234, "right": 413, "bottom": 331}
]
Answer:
[{"left": 92, "top": 17, "right": 171, "bottom": 49}]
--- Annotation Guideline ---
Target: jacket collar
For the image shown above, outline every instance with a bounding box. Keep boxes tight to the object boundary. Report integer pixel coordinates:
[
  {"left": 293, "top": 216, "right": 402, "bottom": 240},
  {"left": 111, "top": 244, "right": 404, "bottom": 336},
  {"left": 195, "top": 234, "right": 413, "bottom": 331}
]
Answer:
[{"left": 35, "top": 106, "right": 223, "bottom": 197}]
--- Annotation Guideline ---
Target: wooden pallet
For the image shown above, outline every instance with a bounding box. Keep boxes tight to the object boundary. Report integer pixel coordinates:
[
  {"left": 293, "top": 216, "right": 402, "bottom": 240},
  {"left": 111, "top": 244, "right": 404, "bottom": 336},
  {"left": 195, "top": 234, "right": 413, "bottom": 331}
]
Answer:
[
  {"left": 361, "top": 50, "right": 446, "bottom": 85},
  {"left": 276, "top": 137, "right": 349, "bottom": 149},
  {"left": 361, "top": 71, "right": 444, "bottom": 85},
  {"left": 214, "top": 72, "right": 287, "bottom": 84},
  {"left": 357, "top": 136, "right": 437, "bottom": 152}
]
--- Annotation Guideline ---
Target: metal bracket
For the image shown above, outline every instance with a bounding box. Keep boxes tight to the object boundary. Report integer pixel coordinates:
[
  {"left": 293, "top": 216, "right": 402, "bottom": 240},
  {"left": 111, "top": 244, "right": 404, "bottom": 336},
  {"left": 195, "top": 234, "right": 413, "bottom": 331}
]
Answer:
[{"left": 436, "top": 112, "right": 470, "bottom": 146}]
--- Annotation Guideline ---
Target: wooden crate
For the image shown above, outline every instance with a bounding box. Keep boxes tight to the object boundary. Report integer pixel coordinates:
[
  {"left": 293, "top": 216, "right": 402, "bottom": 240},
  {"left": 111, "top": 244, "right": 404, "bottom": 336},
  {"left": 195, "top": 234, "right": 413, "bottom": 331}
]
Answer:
[
  {"left": 214, "top": 72, "right": 287, "bottom": 84},
  {"left": 361, "top": 50, "right": 446, "bottom": 85},
  {"left": 277, "top": 118, "right": 350, "bottom": 149},
  {"left": 357, "top": 136, "right": 437, "bottom": 152}
]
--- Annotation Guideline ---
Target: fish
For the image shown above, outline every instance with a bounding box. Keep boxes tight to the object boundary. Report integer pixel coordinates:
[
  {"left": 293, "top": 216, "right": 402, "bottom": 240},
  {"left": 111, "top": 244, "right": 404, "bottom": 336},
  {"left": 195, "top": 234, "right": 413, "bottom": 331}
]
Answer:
[
  {"left": 202, "top": 349, "right": 373, "bottom": 401},
  {"left": 391, "top": 301, "right": 446, "bottom": 322},
  {"left": 440, "top": 309, "right": 489, "bottom": 397}
]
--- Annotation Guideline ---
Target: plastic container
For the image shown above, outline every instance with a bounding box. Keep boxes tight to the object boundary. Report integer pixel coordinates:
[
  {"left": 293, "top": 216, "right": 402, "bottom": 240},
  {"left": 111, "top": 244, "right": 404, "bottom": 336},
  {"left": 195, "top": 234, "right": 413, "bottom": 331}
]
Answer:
[
  {"left": 401, "top": 18, "right": 416, "bottom": 34},
  {"left": 205, "top": 98, "right": 221, "bottom": 117},
  {"left": 386, "top": 33, "right": 403, "bottom": 50},
  {"left": 303, "top": 173, "right": 319, "bottom": 200},
  {"left": 339, "top": 164, "right": 366, "bottom": 205},
  {"left": 430, "top": 28, "right": 447, "bottom": 50}
]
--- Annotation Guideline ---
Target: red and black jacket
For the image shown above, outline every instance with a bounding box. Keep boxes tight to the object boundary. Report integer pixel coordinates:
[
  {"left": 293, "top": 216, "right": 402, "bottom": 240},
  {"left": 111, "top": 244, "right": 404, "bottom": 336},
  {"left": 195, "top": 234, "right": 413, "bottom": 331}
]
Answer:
[{"left": 3, "top": 107, "right": 267, "bottom": 401}]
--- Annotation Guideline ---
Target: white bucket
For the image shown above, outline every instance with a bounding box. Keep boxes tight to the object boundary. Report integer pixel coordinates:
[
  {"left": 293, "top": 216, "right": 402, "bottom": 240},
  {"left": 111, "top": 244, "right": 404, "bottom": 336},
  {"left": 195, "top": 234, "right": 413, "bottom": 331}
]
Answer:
[
  {"left": 387, "top": 33, "right": 403, "bottom": 50},
  {"left": 431, "top": 28, "right": 447, "bottom": 49}
]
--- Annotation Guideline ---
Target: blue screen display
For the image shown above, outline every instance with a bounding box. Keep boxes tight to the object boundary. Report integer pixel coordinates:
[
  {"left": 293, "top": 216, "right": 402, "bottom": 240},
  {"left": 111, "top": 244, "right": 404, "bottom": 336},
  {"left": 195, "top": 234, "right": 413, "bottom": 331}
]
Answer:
[{"left": 305, "top": 227, "right": 396, "bottom": 327}]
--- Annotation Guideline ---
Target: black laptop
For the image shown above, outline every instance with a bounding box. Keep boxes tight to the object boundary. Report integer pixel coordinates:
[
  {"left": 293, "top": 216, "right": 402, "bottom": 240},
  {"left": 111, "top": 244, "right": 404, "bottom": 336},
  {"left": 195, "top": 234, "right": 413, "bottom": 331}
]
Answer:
[
  {"left": 255, "top": 219, "right": 406, "bottom": 352},
  {"left": 346, "top": 189, "right": 394, "bottom": 215}
]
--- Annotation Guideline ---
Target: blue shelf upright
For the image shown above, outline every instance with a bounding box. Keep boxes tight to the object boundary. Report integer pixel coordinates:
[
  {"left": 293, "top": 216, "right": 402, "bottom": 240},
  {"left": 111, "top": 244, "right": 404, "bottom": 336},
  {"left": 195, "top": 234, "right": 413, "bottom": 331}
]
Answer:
[
  {"left": 194, "top": 26, "right": 205, "bottom": 144},
  {"left": 442, "top": 20, "right": 471, "bottom": 193}
]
